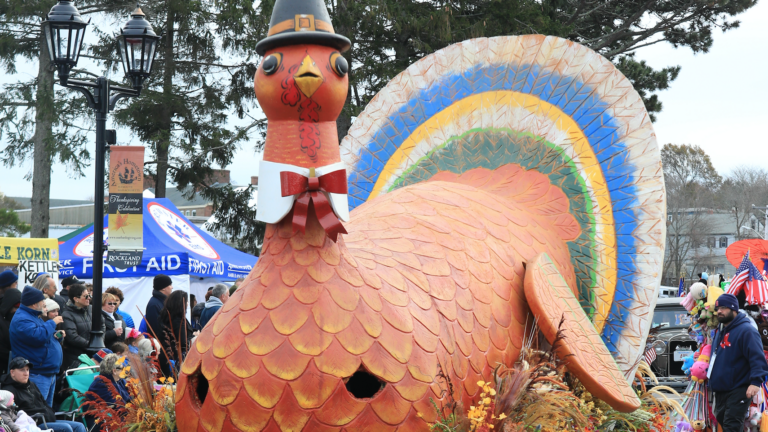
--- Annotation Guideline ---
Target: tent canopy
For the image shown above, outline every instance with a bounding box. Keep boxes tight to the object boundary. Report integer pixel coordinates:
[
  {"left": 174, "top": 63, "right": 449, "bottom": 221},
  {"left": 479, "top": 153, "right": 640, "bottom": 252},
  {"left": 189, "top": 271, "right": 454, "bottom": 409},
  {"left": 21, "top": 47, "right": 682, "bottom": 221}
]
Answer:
[{"left": 59, "top": 198, "right": 257, "bottom": 281}]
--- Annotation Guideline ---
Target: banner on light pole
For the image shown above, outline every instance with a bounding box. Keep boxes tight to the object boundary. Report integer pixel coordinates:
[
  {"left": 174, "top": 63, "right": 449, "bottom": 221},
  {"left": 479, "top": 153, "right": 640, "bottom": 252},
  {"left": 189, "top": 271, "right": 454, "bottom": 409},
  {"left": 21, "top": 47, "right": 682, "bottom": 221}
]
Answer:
[{"left": 107, "top": 146, "right": 145, "bottom": 269}]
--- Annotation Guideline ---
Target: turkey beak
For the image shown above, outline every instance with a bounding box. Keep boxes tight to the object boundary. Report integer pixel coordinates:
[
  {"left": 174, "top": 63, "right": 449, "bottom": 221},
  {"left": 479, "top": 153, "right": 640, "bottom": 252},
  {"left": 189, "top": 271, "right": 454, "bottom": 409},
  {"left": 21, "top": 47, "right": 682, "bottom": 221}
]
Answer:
[{"left": 293, "top": 55, "right": 324, "bottom": 98}]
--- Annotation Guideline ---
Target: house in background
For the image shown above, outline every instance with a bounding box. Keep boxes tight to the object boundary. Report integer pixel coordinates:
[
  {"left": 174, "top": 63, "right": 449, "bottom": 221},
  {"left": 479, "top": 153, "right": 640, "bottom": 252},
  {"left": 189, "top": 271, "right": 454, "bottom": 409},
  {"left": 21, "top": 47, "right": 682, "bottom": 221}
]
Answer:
[{"left": 664, "top": 208, "right": 765, "bottom": 285}]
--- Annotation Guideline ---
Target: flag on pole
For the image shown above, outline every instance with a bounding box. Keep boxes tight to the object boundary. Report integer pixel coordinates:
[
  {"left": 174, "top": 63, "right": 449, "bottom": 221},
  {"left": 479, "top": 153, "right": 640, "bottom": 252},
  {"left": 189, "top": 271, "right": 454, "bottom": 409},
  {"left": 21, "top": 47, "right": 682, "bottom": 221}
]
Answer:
[
  {"left": 643, "top": 346, "right": 657, "bottom": 365},
  {"left": 678, "top": 277, "right": 685, "bottom": 297},
  {"left": 727, "top": 251, "right": 768, "bottom": 305},
  {"left": 728, "top": 252, "right": 752, "bottom": 294}
]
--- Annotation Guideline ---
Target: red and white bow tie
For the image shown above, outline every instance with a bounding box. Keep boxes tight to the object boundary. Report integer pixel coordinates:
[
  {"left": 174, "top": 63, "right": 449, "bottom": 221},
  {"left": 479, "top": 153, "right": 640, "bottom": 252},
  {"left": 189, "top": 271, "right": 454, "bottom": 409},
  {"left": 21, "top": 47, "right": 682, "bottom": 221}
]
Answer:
[{"left": 256, "top": 161, "right": 350, "bottom": 241}]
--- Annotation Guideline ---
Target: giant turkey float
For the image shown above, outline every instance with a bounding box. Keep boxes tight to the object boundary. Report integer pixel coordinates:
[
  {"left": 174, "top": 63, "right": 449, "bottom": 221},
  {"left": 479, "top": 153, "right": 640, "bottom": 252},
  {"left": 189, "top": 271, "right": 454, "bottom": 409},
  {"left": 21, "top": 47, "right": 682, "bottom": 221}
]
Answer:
[{"left": 174, "top": 0, "right": 666, "bottom": 429}]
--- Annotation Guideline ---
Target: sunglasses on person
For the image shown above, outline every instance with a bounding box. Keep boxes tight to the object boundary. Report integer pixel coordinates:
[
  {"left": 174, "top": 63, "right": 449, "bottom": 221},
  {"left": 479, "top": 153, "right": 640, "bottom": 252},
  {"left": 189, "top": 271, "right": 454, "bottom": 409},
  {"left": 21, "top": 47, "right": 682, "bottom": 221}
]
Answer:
[
  {"left": 82, "top": 295, "right": 92, "bottom": 300},
  {"left": 107, "top": 302, "right": 118, "bottom": 306}
]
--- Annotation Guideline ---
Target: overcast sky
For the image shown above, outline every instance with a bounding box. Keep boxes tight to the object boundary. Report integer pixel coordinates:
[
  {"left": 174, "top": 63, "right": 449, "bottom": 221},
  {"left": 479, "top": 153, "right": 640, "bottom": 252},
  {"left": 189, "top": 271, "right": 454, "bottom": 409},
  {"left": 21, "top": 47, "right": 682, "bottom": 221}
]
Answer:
[{"left": 1, "top": 2, "right": 767, "bottom": 200}]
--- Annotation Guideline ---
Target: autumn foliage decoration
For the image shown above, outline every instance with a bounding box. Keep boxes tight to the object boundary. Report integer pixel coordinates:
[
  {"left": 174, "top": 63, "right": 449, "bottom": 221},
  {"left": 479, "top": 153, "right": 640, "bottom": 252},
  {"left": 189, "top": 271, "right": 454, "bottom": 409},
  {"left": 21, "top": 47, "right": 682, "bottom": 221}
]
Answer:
[
  {"left": 81, "top": 354, "right": 177, "bottom": 432},
  {"left": 426, "top": 321, "right": 679, "bottom": 432}
]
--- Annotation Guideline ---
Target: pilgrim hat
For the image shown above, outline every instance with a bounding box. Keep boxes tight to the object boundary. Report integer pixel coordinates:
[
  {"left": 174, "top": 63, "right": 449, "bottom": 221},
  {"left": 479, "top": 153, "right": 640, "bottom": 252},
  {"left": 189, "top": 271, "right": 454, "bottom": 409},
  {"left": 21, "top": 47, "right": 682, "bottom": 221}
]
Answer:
[{"left": 255, "top": 0, "right": 351, "bottom": 55}]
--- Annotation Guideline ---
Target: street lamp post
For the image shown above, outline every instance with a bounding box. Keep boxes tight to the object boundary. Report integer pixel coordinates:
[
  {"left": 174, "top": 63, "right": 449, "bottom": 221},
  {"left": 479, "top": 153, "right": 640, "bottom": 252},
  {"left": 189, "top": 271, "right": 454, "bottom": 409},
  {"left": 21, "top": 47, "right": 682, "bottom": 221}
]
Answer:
[{"left": 43, "top": 1, "right": 159, "bottom": 354}]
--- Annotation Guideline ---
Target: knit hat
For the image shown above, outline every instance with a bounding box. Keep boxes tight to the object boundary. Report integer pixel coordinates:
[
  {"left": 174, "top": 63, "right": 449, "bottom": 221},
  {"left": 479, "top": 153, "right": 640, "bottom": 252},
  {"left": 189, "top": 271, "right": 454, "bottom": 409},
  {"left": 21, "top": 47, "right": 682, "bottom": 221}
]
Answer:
[
  {"left": 153, "top": 274, "right": 172, "bottom": 291},
  {"left": 0, "top": 270, "right": 17, "bottom": 288},
  {"left": 715, "top": 293, "right": 739, "bottom": 311},
  {"left": 61, "top": 275, "right": 80, "bottom": 288},
  {"left": 92, "top": 348, "right": 113, "bottom": 363},
  {"left": 701, "top": 272, "right": 709, "bottom": 281},
  {"left": 44, "top": 298, "right": 60, "bottom": 312},
  {"left": 126, "top": 328, "right": 142, "bottom": 339},
  {"left": 0, "top": 390, "right": 14, "bottom": 409},
  {"left": 21, "top": 286, "right": 45, "bottom": 307}
]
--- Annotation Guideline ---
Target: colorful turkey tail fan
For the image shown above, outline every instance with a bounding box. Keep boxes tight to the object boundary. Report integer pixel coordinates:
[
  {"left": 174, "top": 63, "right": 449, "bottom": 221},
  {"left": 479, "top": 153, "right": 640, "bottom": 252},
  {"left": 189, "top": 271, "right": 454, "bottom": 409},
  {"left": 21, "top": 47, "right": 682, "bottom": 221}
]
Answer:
[{"left": 340, "top": 35, "right": 666, "bottom": 375}]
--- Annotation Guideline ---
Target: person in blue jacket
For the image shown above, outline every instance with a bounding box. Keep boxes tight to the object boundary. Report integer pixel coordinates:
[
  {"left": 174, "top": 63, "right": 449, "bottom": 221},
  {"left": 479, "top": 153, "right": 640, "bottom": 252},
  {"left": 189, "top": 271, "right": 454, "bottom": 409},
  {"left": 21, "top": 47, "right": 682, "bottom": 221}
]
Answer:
[
  {"left": 9, "top": 286, "right": 64, "bottom": 407},
  {"left": 709, "top": 293, "right": 768, "bottom": 432}
]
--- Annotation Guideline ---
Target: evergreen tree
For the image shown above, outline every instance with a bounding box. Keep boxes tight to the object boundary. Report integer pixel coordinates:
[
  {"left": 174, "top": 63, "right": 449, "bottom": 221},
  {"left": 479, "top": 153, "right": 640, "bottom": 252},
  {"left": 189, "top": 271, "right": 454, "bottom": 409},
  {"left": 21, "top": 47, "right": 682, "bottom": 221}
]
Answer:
[{"left": 0, "top": 0, "right": 126, "bottom": 237}]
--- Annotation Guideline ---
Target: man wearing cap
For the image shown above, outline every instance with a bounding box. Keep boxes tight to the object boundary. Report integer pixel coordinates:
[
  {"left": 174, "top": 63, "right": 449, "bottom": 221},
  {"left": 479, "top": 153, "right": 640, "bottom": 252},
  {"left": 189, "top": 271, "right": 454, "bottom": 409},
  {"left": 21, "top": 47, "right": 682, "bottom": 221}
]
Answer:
[
  {"left": 9, "top": 287, "right": 64, "bottom": 408},
  {"left": 145, "top": 274, "right": 172, "bottom": 336},
  {"left": 0, "top": 270, "right": 18, "bottom": 300},
  {"left": 59, "top": 275, "right": 79, "bottom": 306},
  {"left": 709, "top": 293, "right": 768, "bottom": 431},
  {"left": 1, "top": 357, "right": 86, "bottom": 432}
]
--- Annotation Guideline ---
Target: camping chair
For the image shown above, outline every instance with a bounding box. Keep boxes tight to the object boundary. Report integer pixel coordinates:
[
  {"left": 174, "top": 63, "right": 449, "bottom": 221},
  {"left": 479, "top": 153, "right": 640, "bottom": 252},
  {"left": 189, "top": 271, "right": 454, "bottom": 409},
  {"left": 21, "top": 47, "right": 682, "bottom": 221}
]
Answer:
[{"left": 61, "top": 365, "right": 99, "bottom": 423}]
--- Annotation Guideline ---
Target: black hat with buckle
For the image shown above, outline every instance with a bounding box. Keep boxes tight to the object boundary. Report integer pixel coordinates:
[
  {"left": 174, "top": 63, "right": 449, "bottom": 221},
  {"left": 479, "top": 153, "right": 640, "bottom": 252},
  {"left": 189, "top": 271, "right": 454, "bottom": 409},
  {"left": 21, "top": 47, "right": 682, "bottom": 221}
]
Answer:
[{"left": 255, "top": 0, "right": 351, "bottom": 56}]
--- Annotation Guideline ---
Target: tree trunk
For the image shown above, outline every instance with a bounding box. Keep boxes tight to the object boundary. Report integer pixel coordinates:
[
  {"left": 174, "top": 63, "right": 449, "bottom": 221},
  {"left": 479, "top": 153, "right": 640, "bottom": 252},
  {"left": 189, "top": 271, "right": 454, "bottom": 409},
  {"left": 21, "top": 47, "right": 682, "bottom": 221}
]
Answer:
[
  {"left": 155, "top": 8, "right": 175, "bottom": 198},
  {"left": 30, "top": 31, "right": 55, "bottom": 238}
]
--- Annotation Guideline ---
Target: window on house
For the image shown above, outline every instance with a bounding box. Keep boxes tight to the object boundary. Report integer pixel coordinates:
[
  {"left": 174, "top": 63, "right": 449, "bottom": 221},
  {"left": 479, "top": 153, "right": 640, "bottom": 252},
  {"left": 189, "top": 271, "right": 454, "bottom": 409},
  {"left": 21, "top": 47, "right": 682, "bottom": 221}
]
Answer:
[
  {"left": 707, "top": 237, "right": 715, "bottom": 248},
  {"left": 667, "top": 215, "right": 672, "bottom": 221},
  {"left": 185, "top": 211, "right": 190, "bottom": 216},
  {"left": 719, "top": 237, "right": 728, "bottom": 248},
  {"left": 192, "top": 210, "right": 197, "bottom": 216},
  {"left": 752, "top": 219, "right": 757, "bottom": 230}
]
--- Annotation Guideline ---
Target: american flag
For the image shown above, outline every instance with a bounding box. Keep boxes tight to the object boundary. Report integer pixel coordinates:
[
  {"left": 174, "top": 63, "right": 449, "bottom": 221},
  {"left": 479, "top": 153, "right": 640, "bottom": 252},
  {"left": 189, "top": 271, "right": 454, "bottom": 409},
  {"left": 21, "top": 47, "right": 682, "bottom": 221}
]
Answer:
[
  {"left": 727, "top": 251, "right": 768, "bottom": 305},
  {"left": 643, "top": 345, "right": 657, "bottom": 365},
  {"left": 677, "top": 277, "right": 685, "bottom": 297}
]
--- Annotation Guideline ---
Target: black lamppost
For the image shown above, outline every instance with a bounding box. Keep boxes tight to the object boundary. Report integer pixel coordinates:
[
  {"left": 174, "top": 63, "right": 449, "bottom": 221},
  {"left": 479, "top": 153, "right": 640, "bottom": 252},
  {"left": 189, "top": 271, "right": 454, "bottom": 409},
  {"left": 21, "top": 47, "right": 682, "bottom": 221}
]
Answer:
[{"left": 43, "top": 1, "right": 159, "bottom": 353}]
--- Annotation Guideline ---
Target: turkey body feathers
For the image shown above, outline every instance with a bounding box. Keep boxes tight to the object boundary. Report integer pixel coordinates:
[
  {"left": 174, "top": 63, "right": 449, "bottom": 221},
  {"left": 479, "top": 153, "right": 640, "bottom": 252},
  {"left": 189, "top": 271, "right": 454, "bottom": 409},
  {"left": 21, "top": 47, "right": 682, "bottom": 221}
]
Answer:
[{"left": 177, "top": 166, "right": 606, "bottom": 431}]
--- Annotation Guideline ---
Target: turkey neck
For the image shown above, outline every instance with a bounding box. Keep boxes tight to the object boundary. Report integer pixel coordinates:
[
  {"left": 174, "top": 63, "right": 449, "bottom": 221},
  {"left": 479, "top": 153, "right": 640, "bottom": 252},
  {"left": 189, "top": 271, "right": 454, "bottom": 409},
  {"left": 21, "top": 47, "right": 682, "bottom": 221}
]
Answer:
[{"left": 262, "top": 120, "right": 342, "bottom": 168}]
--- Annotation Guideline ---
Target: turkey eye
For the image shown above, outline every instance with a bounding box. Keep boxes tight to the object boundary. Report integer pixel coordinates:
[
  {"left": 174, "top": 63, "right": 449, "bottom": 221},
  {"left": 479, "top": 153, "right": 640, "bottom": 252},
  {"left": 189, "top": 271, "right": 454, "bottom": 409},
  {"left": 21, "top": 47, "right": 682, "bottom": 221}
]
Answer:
[
  {"left": 330, "top": 52, "right": 348, "bottom": 77},
  {"left": 262, "top": 53, "right": 282, "bottom": 75}
]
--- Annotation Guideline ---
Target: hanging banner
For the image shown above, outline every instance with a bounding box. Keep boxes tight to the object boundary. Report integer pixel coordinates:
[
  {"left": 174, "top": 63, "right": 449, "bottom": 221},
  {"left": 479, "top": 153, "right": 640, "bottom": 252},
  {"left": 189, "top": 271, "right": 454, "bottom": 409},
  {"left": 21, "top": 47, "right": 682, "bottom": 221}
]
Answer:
[
  {"left": 17, "top": 260, "right": 60, "bottom": 286},
  {"left": 0, "top": 238, "right": 59, "bottom": 266},
  {"left": 107, "top": 146, "right": 144, "bottom": 269}
]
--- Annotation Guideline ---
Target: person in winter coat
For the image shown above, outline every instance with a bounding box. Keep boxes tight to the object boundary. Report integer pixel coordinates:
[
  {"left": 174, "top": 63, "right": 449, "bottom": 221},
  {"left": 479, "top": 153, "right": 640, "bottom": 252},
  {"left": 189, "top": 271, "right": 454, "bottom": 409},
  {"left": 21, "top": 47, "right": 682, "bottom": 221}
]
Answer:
[
  {"left": 145, "top": 275, "right": 172, "bottom": 338},
  {"left": 0, "top": 389, "right": 21, "bottom": 432},
  {"left": 158, "top": 290, "right": 194, "bottom": 377},
  {"left": 104, "top": 287, "right": 134, "bottom": 329},
  {"left": 101, "top": 293, "right": 126, "bottom": 347},
  {"left": 9, "top": 287, "right": 64, "bottom": 408},
  {"left": 709, "top": 293, "right": 768, "bottom": 432},
  {"left": 2, "top": 357, "right": 86, "bottom": 432},
  {"left": 0, "top": 271, "right": 18, "bottom": 301},
  {"left": 198, "top": 284, "right": 229, "bottom": 328},
  {"left": 84, "top": 354, "right": 131, "bottom": 432},
  {"left": 0, "top": 289, "right": 20, "bottom": 374},
  {"left": 60, "top": 284, "right": 104, "bottom": 372},
  {"left": 191, "top": 289, "right": 212, "bottom": 330},
  {"left": 34, "top": 274, "right": 66, "bottom": 313}
]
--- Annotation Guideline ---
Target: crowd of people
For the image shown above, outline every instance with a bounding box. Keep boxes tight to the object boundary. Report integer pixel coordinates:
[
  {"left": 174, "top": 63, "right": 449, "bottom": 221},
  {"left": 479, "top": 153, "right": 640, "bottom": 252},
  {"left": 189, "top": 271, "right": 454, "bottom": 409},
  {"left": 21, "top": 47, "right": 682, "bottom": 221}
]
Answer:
[{"left": 0, "top": 269, "right": 237, "bottom": 432}]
